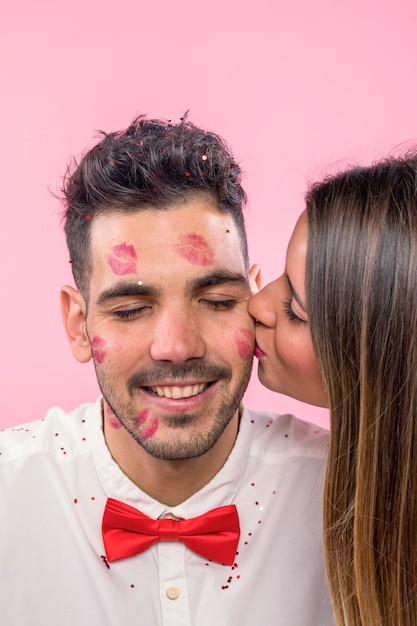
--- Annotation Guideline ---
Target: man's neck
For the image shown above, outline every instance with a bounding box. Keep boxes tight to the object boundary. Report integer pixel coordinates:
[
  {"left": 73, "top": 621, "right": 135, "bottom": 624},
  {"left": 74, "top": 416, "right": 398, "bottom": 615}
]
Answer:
[{"left": 103, "top": 412, "right": 240, "bottom": 507}]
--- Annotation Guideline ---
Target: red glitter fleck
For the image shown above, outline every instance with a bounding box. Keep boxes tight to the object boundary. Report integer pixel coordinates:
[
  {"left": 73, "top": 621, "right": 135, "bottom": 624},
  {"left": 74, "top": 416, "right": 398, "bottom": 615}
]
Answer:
[
  {"left": 101, "top": 555, "right": 110, "bottom": 569},
  {"left": 109, "top": 159, "right": 115, "bottom": 166},
  {"left": 130, "top": 584, "right": 135, "bottom": 588},
  {"left": 185, "top": 171, "right": 191, "bottom": 177},
  {"left": 251, "top": 483, "right": 255, "bottom": 486},
  {"left": 86, "top": 215, "right": 91, "bottom": 220},
  {"left": 91, "top": 497, "right": 95, "bottom": 501},
  {"left": 74, "top": 499, "right": 78, "bottom": 504},
  {"left": 82, "top": 437, "right": 86, "bottom": 441}
]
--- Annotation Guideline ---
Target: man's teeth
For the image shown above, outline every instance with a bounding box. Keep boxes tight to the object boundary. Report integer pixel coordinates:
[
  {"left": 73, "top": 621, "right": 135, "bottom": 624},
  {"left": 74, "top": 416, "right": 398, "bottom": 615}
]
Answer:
[{"left": 151, "top": 383, "right": 206, "bottom": 399}]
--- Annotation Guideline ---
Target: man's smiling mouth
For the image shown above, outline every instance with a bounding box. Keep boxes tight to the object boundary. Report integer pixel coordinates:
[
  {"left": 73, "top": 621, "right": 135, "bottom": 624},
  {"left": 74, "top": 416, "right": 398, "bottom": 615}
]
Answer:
[{"left": 146, "top": 383, "right": 210, "bottom": 399}]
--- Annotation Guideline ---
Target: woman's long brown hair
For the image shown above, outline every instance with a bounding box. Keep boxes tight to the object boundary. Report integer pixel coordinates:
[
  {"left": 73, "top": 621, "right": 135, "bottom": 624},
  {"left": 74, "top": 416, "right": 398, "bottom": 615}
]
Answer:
[{"left": 306, "top": 155, "right": 417, "bottom": 624}]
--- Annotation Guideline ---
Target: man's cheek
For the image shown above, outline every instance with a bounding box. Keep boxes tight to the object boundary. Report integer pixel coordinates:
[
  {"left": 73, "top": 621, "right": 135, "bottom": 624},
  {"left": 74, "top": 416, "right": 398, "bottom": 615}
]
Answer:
[
  {"left": 235, "top": 328, "right": 255, "bottom": 360},
  {"left": 91, "top": 335, "right": 108, "bottom": 363}
]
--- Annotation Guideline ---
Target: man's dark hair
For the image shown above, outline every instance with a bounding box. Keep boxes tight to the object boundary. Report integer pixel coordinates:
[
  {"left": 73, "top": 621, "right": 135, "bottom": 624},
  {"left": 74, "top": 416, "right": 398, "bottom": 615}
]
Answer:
[{"left": 62, "top": 114, "right": 248, "bottom": 297}]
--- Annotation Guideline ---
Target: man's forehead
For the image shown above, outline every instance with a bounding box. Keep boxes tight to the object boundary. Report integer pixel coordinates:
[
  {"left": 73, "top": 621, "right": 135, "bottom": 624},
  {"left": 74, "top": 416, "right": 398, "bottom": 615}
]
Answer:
[
  {"left": 89, "top": 204, "right": 241, "bottom": 258},
  {"left": 87, "top": 204, "right": 246, "bottom": 290}
]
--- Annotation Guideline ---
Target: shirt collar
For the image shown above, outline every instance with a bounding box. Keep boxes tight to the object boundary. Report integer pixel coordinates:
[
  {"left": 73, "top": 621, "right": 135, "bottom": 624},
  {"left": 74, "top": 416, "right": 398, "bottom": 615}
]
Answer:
[{"left": 89, "top": 398, "right": 252, "bottom": 519}]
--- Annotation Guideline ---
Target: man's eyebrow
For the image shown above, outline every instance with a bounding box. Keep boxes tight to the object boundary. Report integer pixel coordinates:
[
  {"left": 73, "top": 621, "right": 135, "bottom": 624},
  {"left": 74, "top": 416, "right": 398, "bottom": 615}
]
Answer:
[
  {"left": 188, "top": 270, "right": 249, "bottom": 292},
  {"left": 96, "top": 282, "right": 159, "bottom": 305},
  {"left": 95, "top": 271, "right": 249, "bottom": 306},
  {"left": 286, "top": 274, "right": 307, "bottom": 312}
]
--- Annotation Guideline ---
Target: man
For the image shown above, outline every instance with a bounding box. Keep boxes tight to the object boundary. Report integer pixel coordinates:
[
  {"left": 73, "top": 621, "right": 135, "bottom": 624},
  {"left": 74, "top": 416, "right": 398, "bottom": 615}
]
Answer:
[{"left": 0, "top": 115, "right": 334, "bottom": 624}]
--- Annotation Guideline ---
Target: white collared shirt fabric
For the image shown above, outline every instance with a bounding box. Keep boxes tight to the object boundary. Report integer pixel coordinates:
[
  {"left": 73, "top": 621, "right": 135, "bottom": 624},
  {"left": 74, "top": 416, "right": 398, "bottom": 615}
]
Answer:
[{"left": 0, "top": 399, "right": 335, "bottom": 625}]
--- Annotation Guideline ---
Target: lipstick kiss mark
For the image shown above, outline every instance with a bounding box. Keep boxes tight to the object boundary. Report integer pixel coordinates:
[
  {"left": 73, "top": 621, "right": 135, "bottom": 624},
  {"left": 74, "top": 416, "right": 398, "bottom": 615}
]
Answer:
[
  {"left": 92, "top": 335, "right": 107, "bottom": 364},
  {"left": 106, "top": 242, "right": 137, "bottom": 275},
  {"left": 104, "top": 403, "right": 122, "bottom": 429},
  {"left": 141, "top": 417, "right": 159, "bottom": 439},
  {"left": 135, "top": 409, "right": 150, "bottom": 426},
  {"left": 177, "top": 233, "right": 215, "bottom": 266},
  {"left": 235, "top": 328, "right": 255, "bottom": 360},
  {"left": 134, "top": 409, "right": 159, "bottom": 439}
]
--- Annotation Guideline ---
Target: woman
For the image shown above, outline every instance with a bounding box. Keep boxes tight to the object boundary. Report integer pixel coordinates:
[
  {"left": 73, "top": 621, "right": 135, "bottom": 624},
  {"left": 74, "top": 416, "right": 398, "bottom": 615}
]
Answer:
[{"left": 249, "top": 153, "right": 417, "bottom": 625}]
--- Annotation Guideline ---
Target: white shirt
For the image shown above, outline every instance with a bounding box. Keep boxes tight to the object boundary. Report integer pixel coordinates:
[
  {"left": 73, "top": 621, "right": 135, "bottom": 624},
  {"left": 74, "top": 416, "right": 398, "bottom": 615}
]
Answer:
[{"left": 0, "top": 399, "right": 334, "bottom": 625}]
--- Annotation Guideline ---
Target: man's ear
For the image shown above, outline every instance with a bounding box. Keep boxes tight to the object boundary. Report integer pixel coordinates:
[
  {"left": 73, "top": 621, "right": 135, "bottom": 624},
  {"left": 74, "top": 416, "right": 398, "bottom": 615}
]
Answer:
[
  {"left": 60, "top": 285, "right": 92, "bottom": 363},
  {"left": 249, "top": 264, "right": 262, "bottom": 295}
]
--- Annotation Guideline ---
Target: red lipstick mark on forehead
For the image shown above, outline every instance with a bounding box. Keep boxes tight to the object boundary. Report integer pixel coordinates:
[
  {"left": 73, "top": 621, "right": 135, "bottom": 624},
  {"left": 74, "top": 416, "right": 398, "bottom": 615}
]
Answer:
[
  {"left": 91, "top": 335, "right": 107, "bottom": 364},
  {"left": 177, "top": 233, "right": 215, "bottom": 266},
  {"left": 106, "top": 242, "right": 137, "bottom": 275},
  {"left": 235, "top": 328, "right": 255, "bottom": 360}
]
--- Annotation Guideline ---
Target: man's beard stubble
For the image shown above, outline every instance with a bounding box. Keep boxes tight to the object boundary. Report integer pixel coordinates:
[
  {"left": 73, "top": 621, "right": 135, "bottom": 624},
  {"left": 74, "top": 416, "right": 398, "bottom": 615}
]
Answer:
[{"left": 95, "top": 358, "right": 253, "bottom": 461}]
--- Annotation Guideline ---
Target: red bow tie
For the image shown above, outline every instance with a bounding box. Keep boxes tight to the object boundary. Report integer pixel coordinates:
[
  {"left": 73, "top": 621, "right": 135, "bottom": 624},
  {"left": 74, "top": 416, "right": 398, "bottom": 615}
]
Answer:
[{"left": 102, "top": 498, "right": 240, "bottom": 566}]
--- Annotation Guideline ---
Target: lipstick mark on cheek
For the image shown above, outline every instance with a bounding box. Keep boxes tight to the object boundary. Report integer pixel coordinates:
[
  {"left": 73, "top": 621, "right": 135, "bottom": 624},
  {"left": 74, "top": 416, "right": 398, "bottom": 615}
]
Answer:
[
  {"left": 142, "top": 418, "right": 159, "bottom": 439},
  {"left": 91, "top": 335, "right": 107, "bottom": 364},
  {"left": 134, "top": 409, "right": 159, "bottom": 439},
  {"left": 177, "top": 233, "right": 215, "bottom": 266},
  {"left": 134, "top": 409, "right": 150, "bottom": 426},
  {"left": 106, "top": 242, "right": 137, "bottom": 275},
  {"left": 235, "top": 328, "right": 255, "bottom": 360},
  {"left": 104, "top": 403, "right": 122, "bottom": 429}
]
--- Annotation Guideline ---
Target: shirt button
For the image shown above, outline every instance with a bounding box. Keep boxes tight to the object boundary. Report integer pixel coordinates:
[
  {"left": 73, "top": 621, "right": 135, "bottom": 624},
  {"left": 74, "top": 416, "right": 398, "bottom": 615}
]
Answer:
[{"left": 166, "top": 586, "right": 180, "bottom": 600}]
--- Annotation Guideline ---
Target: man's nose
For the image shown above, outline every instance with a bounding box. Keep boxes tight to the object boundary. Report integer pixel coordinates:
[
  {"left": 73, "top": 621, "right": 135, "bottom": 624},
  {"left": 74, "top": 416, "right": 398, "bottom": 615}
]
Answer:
[{"left": 149, "top": 307, "right": 206, "bottom": 363}]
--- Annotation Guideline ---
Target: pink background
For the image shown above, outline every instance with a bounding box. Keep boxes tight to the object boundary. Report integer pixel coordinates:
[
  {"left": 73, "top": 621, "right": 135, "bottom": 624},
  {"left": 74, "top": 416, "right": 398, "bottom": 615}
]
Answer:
[{"left": 1, "top": 0, "right": 416, "bottom": 430}]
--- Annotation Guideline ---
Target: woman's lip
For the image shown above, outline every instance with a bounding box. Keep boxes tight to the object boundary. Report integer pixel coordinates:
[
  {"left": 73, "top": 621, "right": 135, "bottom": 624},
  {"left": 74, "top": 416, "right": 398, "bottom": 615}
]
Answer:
[{"left": 254, "top": 343, "right": 265, "bottom": 359}]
